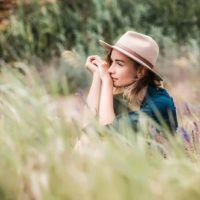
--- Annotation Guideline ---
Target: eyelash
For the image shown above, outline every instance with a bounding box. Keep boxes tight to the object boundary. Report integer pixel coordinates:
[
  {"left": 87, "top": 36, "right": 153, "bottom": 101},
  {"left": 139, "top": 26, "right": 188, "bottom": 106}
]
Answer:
[
  {"left": 117, "top": 62, "right": 123, "bottom": 66},
  {"left": 110, "top": 61, "right": 123, "bottom": 66}
]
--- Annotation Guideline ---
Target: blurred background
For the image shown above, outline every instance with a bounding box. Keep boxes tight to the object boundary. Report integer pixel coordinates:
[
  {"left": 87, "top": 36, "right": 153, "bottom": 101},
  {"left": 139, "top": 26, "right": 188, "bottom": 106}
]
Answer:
[
  {"left": 0, "top": 0, "right": 200, "bottom": 129},
  {"left": 1, "top": 0, "right": 200, "bottom": 102},
  {"left": 0, "top": 1, "right": 200, "bottom": 199}
]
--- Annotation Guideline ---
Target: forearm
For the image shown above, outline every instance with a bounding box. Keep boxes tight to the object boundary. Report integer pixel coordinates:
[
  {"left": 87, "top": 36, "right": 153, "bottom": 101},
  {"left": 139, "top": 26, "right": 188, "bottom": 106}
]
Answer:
[
  {"left": 99, "top": 79, "right": 115, "bottom": 125},
  {"left": 86, "top": 71, "right": 101, "bottom": 115}
]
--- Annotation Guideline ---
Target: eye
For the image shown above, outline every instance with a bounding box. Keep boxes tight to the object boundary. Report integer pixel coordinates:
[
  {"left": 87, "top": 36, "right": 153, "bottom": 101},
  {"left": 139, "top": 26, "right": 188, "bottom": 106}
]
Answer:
[{"left": 117, "top": 62, "right": 124, "bottom": 66}]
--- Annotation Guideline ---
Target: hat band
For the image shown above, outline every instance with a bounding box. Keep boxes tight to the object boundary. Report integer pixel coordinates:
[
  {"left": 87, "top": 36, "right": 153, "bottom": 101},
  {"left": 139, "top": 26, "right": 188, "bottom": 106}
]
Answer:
[{"left": 115, "top": 43, "right": 154, "bottom": 68}]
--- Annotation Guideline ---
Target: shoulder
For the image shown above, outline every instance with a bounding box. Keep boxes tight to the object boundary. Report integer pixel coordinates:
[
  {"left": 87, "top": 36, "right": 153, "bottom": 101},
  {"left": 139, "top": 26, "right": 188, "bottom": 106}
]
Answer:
[{"left": 142, "top": 85, "right": 176, "bottom": 110}]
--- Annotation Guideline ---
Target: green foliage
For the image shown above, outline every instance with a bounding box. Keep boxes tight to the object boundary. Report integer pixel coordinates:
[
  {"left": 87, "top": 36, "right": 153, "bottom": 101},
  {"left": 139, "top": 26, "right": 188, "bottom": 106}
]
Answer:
[
  {"left": 1, "top": 0, "right": 200, "bottom": 61},
  {"left": 0, "top": 1, "right": 200, "bottom": 198},
  {"left": 43, "top": 58, "right": 90, "bottom": 95},
  {"left": 1, "top": 57, "right": 90, "bottom": 96},
  {"left": 142, "top": 0, "right": 200, "bottom": 42}
]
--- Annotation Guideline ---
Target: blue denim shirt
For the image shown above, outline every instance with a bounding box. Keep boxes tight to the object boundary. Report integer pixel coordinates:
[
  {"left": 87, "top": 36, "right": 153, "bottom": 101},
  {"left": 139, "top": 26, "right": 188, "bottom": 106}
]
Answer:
[{"left": 112, "top": 85, "right": 178, "bottom": 132}]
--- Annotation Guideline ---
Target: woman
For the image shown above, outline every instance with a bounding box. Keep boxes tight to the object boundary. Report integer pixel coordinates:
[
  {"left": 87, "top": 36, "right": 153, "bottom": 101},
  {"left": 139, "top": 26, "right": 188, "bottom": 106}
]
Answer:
[{"left": 85, "top": 31, "right": 178, "bottom": 133}]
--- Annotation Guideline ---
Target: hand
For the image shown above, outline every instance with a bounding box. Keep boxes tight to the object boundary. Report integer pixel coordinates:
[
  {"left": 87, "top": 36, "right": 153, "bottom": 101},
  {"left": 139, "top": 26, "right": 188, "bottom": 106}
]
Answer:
[
  {"left": 98, "top": 62, "right": 112, "bottom": 83},
  {"left": 85, "top": 55, "right": 103, "bottom": 73}
]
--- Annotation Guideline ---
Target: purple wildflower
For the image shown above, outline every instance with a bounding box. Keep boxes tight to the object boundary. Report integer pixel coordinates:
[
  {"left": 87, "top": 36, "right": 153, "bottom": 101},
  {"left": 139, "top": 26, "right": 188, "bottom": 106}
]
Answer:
[
  {"left": 192, "top": 122, "right": 199, "bottom": 144},
  {"left": 193, "top": 122, "right": 199, "bottom": 133},
  {"left": 181, "top": 127, "right": 190, "bottom": 143},
  {"left": 75, "top": 89, "right": 87, "bottom": 105},
  {"left": 184, "top": 103, "right": 192, "bottom": 115}
]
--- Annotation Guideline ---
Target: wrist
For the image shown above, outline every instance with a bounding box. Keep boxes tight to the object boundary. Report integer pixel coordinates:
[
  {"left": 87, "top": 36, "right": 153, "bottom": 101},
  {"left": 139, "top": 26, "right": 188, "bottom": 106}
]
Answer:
[
  {"left": 102, "top": 76, "right": 113, "bottom": 85},
  {"left": 93, "top": 70, "right": 100, "bottom": 78},
  {"left": 93, "top": 70, "right": 99, "bottom": 75}
]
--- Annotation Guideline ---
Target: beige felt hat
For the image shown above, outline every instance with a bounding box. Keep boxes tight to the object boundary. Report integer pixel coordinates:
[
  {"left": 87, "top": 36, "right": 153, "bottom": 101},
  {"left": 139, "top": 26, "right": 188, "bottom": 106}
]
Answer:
[{"left": 99, "top": 31, "right": 163, "bottom": 81}]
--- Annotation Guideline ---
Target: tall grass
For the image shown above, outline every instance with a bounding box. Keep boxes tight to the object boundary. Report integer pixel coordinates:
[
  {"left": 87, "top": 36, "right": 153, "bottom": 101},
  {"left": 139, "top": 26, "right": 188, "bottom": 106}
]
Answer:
[
  {"left": 0, "top": 63, "right": 200, "bottom": 200},
  {"left": 1, "top": 1, "right": 200, "bottom": 199}
]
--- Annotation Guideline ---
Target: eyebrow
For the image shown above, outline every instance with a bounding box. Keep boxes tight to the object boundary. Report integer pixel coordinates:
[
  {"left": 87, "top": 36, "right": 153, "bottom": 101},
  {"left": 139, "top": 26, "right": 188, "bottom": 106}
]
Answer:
[{"left": 110, "top": 58, "right": 125, "bottom": 63}]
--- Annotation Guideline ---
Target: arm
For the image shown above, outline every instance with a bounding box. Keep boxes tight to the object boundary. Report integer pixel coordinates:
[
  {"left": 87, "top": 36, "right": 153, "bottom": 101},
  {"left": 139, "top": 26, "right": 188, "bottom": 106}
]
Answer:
[
  {"left": 86, "top": 71, "right": 101, "bottom": 115},
  {"left": 85, "top": 55, "right": 103, "bottom": 115},
  {"left": 98, "top": 64, "right": 116, "bottom": 125}
]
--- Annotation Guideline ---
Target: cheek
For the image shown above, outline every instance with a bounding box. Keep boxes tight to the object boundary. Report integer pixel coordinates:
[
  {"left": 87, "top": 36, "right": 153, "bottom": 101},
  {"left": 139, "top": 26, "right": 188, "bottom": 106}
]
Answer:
[{"left": 118, "top": 68, "right": 136, "bottom": 84}]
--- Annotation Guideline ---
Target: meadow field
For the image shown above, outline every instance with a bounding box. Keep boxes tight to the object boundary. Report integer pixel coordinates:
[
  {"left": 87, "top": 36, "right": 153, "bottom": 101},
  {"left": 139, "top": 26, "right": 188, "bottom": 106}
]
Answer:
[{"left": 0, "top": 0, "right": 200, "bottom": 199}]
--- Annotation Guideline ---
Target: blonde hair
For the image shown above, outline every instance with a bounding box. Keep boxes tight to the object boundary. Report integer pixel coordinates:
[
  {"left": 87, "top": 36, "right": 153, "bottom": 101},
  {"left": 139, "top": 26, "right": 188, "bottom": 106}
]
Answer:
[{"left": 105, "top": 50, "right": 163, "bottom": 110}]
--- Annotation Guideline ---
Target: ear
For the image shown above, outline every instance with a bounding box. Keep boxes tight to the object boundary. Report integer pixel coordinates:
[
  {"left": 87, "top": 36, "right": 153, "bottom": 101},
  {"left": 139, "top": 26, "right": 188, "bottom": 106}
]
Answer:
[{"left": 136, "top": 66, "right": 147, "bottom": 78}]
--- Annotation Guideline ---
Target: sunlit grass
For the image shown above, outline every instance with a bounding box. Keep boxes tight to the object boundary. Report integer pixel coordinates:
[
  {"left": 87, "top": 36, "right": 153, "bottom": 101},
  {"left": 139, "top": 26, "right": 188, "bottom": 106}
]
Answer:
[
  {"left": 0, "top": 64, "right": 200, "bottom": 200},
  {"left": 1, "top": 0, "right": 200, "bottom": 199}
]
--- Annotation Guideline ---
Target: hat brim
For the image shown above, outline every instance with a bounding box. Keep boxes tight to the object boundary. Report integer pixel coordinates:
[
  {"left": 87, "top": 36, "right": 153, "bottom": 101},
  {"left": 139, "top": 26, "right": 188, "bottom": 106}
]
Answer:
[{"left": 99, "top": 40, "right": 163, "bottom": 81}]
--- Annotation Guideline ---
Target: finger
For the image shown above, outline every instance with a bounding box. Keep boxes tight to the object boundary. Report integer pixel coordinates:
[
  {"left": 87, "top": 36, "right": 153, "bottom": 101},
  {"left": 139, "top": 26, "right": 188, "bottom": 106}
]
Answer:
[
  {"left": 85, "top": 56, "right": 97, "bottom": 66},
  {"left": 88, "top": 56, "right": 101, "bottom": 65},
  {"left": 85, "top": 56, "right": 95, "bottom": 64},
  {"left": 88, "top": 55, "right": 101, "bottom": 61},
  {"left": 91, "top": 60, "right": 101, "bottom": 67},
  {"left": 104, "top": 63, "right": 109, "bottom": 70},
  {"left": 98, "top": 64, "right": 107, "bottom": 74},
  {"left": 94, "top": 59, "right": 106, "bottom": 67},
  {"left": 99, "top": 62, "right": 108, "bottom": 68},
  {"left": 91, "top": 60, "right": 98, "bottom": 66}
]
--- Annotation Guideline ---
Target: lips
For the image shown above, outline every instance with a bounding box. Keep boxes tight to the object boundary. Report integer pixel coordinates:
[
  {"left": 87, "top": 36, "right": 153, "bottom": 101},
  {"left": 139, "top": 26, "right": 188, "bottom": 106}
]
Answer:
[
  {"left": 111, "top": 77, "right": 118, "bottom": 80},
  {"left": 112, "top": 79, "right": 118, "bottom": 82}
]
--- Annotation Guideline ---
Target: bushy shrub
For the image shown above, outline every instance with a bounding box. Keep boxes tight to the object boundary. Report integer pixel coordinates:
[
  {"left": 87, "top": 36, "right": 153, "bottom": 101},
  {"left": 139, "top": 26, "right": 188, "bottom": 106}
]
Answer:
[{"left": 1, "top": 0, "right": 200, "bottom": 61}]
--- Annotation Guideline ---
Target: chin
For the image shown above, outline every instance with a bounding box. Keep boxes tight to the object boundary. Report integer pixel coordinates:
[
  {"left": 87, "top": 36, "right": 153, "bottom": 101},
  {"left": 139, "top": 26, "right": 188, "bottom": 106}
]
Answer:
[
  {"left": 114, "top": 82, "right": 133, "bottom": 88},
  {"left": 113, "top": 83, "right": 123, "bottom": 87}
]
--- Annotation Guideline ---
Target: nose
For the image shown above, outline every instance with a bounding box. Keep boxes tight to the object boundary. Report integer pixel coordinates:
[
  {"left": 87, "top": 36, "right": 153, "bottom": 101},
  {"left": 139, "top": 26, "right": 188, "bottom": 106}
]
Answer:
[{"left": 108, "top": 63, "right": 115, "bottom": 74}]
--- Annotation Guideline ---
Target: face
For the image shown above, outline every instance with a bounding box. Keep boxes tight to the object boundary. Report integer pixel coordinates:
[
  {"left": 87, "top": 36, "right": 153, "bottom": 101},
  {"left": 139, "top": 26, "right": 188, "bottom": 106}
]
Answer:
[{"left": 108, "top": 49, "right": 140, "bottom": 87}]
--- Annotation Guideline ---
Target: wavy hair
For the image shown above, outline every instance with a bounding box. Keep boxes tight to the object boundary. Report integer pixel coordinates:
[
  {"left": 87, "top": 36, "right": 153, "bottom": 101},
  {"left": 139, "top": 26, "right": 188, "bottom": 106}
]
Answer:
[{"left": 105, "top": 50, "right": 163, "bottom": 109}]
